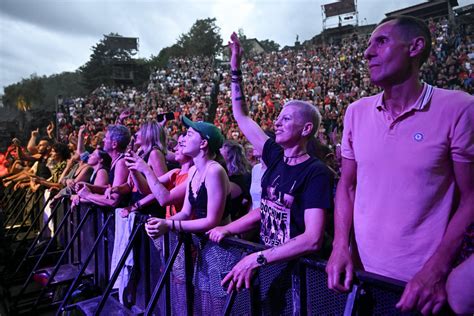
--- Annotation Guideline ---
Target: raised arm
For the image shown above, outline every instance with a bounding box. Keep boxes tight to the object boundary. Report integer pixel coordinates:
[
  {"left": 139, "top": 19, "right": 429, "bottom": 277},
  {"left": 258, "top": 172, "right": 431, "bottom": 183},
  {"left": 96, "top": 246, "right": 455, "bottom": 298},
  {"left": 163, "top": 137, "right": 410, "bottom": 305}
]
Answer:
[
  {"left": 229, "top": 32, "right": 268, "bottom": 154},
  {"left": 129, "top": 149, "right": 168, "bottom": 194},
  {"left": 27, "top": 128, "right": 39, "bottom": 154},
  {"left": 76, "top": 125, "right": 86, "bottom": 155},
  {"left": 46, "top": 122, "right": 55, "bottom": 141}
]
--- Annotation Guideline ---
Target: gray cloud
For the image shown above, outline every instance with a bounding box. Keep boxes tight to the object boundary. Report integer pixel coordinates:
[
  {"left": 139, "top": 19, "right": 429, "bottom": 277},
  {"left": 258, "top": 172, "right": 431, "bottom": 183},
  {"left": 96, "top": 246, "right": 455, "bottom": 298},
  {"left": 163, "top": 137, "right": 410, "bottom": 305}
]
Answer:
[{"left": 1, "top": 0, "right": 471, "bottom": 94}]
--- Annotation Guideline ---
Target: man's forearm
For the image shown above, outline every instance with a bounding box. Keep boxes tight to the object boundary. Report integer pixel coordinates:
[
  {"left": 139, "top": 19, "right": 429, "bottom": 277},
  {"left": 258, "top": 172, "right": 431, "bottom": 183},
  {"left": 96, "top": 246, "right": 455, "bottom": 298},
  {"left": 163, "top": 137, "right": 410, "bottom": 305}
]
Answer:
[
  {"left": 83, "top": 192, "right": 119, "bottom": 208},
  {"left": 263, "top": 232, "right": 322, "bottom": 265},
  {"left": 333, "top": 181, "right": 355, "bottom": 249},
  {"left": 425, "top": 198, "right": 474, "bottom": 275}
]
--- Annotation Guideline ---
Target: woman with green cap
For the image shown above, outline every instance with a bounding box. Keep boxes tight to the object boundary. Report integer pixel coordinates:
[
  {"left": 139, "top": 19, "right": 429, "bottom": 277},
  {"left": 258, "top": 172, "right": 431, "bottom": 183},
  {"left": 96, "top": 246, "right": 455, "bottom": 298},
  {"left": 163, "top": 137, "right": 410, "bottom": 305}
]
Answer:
[{"left": 145, "top": 116, "right": 238, "bottom": 314}]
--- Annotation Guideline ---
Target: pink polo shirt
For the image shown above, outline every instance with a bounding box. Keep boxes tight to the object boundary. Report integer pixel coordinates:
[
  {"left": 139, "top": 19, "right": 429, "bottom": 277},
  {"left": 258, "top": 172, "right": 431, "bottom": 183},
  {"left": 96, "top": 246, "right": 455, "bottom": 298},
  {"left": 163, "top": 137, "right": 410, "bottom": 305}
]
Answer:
[{"left": 342, "top": 84, "right": 474, "bottom": 281}]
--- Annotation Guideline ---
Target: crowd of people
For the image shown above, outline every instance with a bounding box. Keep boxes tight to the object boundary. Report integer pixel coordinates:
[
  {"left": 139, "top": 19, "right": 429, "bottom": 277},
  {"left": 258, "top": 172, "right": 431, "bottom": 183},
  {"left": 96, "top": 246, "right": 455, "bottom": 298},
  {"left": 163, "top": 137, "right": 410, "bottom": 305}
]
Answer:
[{"left": 1, "top": 15, "right": 473, "bottom": 315}]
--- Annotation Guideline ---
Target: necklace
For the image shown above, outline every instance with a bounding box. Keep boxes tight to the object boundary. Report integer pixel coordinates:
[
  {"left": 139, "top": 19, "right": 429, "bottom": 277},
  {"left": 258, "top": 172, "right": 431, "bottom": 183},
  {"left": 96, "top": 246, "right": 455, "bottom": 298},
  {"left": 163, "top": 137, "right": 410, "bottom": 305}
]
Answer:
[{"left": 284, "top": 152, "right": 307, "bottom": 164}]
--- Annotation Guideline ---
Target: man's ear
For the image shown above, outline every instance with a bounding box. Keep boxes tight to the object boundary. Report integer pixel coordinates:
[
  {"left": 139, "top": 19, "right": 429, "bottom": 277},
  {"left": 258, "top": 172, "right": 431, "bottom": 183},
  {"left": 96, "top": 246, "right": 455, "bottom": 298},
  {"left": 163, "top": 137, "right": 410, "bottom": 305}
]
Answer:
[{"left": 409, "top": 36, "right": 425, "bottom": 59}]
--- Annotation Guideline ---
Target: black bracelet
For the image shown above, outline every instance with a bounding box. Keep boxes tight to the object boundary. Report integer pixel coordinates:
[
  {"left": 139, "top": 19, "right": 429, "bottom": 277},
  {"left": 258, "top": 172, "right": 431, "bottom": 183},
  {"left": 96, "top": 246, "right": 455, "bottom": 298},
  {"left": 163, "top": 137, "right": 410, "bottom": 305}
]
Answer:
[
  {"left": 231, "top": 69, "right": 242, "bottom": 76},
  {"left": 234, "top": 96, "right": 244, "bottom": 101},
  {"left": 231, "top": 78, "right": 242, "bottom": 83}
]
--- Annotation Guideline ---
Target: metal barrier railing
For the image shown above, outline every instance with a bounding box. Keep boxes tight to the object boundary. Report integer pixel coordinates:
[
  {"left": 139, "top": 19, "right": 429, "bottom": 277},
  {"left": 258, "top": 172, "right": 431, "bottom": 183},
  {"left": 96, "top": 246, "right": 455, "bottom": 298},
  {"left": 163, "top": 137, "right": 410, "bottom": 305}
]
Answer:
[{"left": 2, "top": 198, "right": 432, "bottom": 316}]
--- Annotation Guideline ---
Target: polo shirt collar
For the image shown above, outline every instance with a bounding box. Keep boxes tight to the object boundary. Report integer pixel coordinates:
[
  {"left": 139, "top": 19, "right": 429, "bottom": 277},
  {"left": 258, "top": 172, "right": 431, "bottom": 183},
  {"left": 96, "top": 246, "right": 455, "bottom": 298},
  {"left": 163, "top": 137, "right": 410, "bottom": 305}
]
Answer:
[{"left": 376, "top": 83, "right": 434, "bottom": 112}]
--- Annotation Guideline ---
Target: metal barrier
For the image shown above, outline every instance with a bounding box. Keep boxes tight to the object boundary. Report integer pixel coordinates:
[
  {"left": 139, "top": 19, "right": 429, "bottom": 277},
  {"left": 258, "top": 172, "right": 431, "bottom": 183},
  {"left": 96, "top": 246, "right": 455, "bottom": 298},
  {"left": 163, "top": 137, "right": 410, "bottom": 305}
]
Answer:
[
  {"left": 2, "top": 197, "right": 436, "bottom": 316},
  {"left": 145, "top": 233, "right": 424, "bottom": 316}
]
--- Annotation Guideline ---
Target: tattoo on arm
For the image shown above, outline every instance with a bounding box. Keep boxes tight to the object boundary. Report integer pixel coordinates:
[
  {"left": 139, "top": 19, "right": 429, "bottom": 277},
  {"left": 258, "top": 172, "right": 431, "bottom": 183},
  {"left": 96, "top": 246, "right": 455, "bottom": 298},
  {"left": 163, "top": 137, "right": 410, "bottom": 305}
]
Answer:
[{"left": 269, "top": 237, "right": 297, "bottom": 253}]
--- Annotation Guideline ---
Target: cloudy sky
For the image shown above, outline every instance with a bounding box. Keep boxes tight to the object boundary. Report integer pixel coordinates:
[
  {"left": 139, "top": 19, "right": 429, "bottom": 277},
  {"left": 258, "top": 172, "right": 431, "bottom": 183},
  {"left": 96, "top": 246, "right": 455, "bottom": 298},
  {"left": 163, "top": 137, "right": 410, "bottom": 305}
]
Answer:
[{"left": 0, "top": 0, "right": 471, "bottom": 94}]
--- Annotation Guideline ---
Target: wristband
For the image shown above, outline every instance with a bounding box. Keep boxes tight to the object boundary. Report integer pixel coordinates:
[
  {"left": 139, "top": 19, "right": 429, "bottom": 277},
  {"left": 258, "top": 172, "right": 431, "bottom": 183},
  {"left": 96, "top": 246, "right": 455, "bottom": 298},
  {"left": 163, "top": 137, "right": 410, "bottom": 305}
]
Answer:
[{"left": 231, "top": 69, "right": 242, "bottom": 76}]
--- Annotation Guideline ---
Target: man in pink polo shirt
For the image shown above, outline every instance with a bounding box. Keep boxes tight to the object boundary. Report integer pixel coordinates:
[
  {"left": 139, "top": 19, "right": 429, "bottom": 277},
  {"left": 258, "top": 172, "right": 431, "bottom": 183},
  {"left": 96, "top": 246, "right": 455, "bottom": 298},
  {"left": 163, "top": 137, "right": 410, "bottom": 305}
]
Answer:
[{"left": 326, "top": 16, "right": 474, "bottom": 315}]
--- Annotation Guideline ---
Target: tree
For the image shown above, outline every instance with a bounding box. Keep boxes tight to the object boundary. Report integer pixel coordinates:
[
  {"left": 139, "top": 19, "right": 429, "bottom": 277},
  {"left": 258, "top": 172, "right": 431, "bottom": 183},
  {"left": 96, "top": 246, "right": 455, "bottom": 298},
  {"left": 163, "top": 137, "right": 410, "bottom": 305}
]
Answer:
[
  {"left": 2, "top": 74, "right": 44, "bottom": 110},
  {"left": 80, "top": 33, "right": 136, "bottom": 92},
  {"left": 42, "top": 71, "right": 87, "bottom": 107},
  {"left": 177, "top": 18, "right": 222, "bottom": 56},
  {"left": 149, "top": 44, "right": 184, "bottom": 70},
  {"left": 260, "top": 39, "right": 280, "bottom": 52},
  {"left": 237, "top": 28, "right": 254, "bottom": 57}
]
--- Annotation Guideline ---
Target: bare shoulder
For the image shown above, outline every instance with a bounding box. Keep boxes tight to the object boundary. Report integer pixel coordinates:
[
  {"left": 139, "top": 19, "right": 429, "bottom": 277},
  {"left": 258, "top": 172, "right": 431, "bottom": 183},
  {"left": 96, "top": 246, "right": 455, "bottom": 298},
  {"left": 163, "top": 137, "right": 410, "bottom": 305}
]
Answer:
[
  {"left": 150, "top": 148, "right": 165, "bottom": 159},
  {"left": 207, "top": 161, "right": 226, "bottom": 175}
]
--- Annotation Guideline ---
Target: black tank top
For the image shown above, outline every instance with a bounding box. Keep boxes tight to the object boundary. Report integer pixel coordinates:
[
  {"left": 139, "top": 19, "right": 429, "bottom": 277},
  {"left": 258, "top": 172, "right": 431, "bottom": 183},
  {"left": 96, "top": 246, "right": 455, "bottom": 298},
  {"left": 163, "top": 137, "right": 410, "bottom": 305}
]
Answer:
[
  {"left": 188, "top": 166, "right": 231, "bottom": 220},
  {"left": 131, "top": 148, "right": 165, "bottom": 217}
]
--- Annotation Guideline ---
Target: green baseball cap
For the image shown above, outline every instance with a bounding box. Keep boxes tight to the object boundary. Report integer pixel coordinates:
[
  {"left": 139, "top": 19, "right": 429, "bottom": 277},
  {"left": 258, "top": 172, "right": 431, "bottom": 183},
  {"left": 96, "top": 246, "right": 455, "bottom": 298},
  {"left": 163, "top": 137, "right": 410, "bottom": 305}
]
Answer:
[{"left": 182, "top": 116, "right": 224, "bottom": 153}]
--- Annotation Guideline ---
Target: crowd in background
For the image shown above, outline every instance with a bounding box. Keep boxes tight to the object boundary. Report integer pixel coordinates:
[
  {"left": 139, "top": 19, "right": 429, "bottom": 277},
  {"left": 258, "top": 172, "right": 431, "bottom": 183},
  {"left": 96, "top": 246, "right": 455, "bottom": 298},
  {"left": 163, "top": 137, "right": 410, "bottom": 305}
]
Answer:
[
  {"left": 0, "top": 15, "right": 473, "bottom": 315},
  {"left": 2, "top": 17, "right": 469, "bottom": 177}
]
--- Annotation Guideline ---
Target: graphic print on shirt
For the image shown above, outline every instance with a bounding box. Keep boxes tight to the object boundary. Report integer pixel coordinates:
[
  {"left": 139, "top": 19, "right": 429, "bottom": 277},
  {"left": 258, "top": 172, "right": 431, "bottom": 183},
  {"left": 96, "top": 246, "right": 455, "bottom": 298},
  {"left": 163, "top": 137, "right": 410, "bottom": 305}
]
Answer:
[{"left": 260, "top": 175, "right": 296, "bottom": 247}]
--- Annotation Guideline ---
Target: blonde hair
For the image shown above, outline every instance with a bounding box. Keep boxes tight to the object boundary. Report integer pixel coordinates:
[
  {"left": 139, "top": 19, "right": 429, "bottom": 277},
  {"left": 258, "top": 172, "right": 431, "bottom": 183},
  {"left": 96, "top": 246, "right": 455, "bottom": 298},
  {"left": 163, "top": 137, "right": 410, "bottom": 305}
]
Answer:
[
  {"left": 222, "top": 140, "right": 251, "bottom": 176},
  {"left": 138, "top": 120, "right": 167, "bottom": 157}
]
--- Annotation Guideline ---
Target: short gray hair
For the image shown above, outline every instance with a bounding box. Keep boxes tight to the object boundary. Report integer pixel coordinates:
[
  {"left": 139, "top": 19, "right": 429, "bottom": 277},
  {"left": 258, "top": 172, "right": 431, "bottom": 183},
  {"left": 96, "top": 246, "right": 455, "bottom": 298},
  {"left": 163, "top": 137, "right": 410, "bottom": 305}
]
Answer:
[
  {"left": 284, "top": 100, "right": 321, "bottom": 138},
  {"left": 107, "top": 124, "right": 131, "bottom": 151}
]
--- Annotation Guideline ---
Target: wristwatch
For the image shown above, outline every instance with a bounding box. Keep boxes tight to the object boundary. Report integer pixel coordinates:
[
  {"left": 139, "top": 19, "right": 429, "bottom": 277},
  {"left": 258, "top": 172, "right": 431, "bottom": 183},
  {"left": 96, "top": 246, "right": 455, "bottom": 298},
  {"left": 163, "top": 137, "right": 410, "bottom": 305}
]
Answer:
[{"left": 256, "top": 251, "right": 267, "bottom": 266}]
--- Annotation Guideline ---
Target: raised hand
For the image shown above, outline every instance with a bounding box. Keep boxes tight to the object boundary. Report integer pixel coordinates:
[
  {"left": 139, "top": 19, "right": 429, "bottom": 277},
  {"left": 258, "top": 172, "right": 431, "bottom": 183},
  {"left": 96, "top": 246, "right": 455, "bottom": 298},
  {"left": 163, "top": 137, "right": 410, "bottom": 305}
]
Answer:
[
  {"left": 229, "top": 32, "right": 244, "bottom": 71},
  {"left": 78, "top": 125, "right": 86, "bottom": 135},
  {"left": 31, "top": 128, "right": 39, "bottom": 138},
  {"left": 117, "top": 109, "right": 131, "bottom": 124},
  {"left": 47, "top": 122, "right": 55, "bottom": 136}
]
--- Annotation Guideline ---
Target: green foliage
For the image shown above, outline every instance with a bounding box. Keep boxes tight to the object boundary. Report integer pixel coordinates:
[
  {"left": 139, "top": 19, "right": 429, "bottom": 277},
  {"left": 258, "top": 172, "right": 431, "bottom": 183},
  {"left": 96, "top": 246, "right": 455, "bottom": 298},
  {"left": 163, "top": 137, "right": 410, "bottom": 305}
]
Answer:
[
  {"left": 259, "top": 39, "right": 280, "bottom": 52},
  {"left": 177, "top": 18, "right": 222, "bottom": 57},
  {"left": 80, "top": 33, "right": 137, "bottom": 92},
  {"left": 149, "top": 44, "right": 184, "bottom": 69},
  {"left": 133, "top": 58, "right": 153, "bottom": 89},
  {"left": 235, "top": 29, "right": 280, "bottom": 55},
  {"left": 2, "top": 72, "right": 86, "bottom": 111},
  {"left": 42, "top": 71, "right": 87, "bottom": 107},
  {"left": 152, "top": 18, "right": 222, "bottom": 67},
  {"left": 3, "top": 74, "right": 44, "bottom": 110},
  {"left": 237, "top": 28, "right": 254, "bottom": 57}
]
